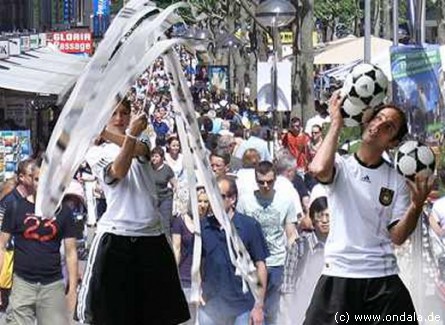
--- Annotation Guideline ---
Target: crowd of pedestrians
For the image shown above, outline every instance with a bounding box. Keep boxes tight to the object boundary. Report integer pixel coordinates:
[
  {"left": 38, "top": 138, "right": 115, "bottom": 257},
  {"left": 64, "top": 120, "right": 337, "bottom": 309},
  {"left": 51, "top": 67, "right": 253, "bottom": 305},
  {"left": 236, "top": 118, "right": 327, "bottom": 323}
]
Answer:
[{"left": 0, "top": 48, "right": 441, "bottom": 325}]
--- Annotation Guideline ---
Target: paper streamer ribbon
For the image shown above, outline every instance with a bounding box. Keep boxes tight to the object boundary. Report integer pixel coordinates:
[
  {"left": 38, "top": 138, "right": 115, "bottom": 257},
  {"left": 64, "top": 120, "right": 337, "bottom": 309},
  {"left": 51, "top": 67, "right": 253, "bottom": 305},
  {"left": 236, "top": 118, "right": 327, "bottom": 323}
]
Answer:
[{"left": 36, "top": 0, "right": 261, "bottom": 307}]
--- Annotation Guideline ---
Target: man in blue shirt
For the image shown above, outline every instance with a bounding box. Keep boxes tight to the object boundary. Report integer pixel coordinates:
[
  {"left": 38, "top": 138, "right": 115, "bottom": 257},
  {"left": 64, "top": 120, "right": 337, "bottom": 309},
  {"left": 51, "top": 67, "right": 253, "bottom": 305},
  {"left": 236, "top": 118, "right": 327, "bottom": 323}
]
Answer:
[{"left": 200, "top": 176, "right": 269, "bottom": 325}]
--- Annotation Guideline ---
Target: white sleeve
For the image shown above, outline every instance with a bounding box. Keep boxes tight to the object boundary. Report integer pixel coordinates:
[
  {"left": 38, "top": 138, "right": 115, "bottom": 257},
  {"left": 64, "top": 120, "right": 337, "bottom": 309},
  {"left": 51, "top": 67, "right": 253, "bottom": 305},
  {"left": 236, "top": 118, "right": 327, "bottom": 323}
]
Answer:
[
  {"left": 389, "top": 175, "right": 410, "bottom": 226},
  {"left": 85, "top": 145, "right": 115, "bottom": 185}
]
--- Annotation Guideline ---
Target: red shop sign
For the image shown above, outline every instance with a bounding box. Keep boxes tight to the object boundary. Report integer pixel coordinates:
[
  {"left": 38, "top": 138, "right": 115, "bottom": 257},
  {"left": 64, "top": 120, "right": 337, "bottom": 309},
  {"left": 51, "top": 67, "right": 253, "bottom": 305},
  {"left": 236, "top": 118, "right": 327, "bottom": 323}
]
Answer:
[{"left": 47, "top": 31, "right": 93, "bottom": 55}]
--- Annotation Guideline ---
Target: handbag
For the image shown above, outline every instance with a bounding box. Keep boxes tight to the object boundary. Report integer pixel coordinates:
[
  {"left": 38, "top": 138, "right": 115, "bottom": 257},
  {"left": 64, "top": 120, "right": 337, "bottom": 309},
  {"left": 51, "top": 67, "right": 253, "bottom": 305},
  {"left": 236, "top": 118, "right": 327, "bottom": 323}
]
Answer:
[{"left": 0, "top": 249, "right": 13, "bottom": 289}]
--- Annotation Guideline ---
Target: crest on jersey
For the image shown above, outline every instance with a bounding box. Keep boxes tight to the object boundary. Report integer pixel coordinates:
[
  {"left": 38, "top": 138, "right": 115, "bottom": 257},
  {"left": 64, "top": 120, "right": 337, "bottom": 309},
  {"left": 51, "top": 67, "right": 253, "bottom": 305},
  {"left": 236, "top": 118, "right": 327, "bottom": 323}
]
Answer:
[{"left": 379, "top": 187, "right": 394, "bottom": 206}]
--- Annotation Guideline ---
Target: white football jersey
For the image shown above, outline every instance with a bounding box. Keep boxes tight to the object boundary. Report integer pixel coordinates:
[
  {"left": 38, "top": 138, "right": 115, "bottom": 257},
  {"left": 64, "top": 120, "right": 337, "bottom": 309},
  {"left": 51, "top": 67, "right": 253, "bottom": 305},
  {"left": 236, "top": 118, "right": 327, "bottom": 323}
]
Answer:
[
  {"left": 322, "top": 154, "right": 410, "bottom": 278},
  {"left": 86, "top": 142, "right": 163, "bottom": 237}
]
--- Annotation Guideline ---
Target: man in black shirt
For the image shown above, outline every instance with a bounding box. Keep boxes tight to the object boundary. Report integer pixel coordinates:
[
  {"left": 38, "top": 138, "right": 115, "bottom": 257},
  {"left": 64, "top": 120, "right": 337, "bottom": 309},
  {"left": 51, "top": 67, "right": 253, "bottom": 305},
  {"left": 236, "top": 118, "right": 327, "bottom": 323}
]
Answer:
[{"left": 0, "top": 159, "right": 78, "bottom": 324}]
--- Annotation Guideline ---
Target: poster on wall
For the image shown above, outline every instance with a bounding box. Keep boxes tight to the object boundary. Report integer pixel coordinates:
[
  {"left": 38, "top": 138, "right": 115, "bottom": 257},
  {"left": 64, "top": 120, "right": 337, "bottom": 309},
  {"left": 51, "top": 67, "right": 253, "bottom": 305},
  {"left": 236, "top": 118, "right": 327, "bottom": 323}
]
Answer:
[
  {"left": 391, "top": 45, "right": 444, "bottom": 143},
  {"left": 0, "top": 131, "right": 32, "bottom": 182},
  {"left": 208, "top": 66, "right": 229, "bottom": 92},
  {"left": 257, "top": 61, "right": 292, "bottom": 112}
]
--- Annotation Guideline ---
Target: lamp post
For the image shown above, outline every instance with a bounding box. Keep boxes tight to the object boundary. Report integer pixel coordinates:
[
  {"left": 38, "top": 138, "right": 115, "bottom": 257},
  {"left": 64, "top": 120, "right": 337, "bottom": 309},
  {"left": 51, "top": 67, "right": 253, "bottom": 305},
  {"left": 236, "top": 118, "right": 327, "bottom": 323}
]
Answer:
[
  {"left": 216, "top": 32, "right": 243, "bottom": 102},
  {"left": 255, "top": 0, "right": 296, "bottom": 155},
  {"left": 256, "top": 0, "right": 296, "bottom": 113}
]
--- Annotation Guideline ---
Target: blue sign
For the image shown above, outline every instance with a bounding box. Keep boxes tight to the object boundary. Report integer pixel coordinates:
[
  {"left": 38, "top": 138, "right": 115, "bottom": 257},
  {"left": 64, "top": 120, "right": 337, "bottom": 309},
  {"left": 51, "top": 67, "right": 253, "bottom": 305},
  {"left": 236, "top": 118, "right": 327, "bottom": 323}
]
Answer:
[
  {"left": 391, "top": 45, "right": 443, "bottom": 139},
  {"left": 63, "top": 0, "right": 73, "bottom": 23},
  {"left": 93, "top": 14, "right": 110, "bottom": 38},
  {"left": 93, "top": 0, "right": 111, "bottom": 16}
]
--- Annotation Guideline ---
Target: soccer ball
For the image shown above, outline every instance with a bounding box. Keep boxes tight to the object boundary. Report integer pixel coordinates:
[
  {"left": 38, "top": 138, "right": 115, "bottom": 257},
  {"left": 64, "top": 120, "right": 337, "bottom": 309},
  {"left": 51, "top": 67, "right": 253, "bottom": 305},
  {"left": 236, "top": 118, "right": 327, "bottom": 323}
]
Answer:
[
  {"left": 341, "top": 97, "right": 365, "bottom": 127},
  {"left": 395, "top": 141, "right": 436, "bottom": 180},
  {"left": 340, "top": 63, "right": 389, "bottom": 128},
  {"left": 343, "top": 63, "right": 388, "bottom": 107}
]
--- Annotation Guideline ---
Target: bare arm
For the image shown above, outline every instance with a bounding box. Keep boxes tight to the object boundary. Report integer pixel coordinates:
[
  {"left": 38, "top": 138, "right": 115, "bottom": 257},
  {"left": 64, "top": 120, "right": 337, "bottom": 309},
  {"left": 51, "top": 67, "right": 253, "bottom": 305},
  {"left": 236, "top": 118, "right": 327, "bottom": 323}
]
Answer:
[
  {"left": 285, "top": 222, "right": 298, "bottom": 247},
  {"left": 169, "top": 177, "right": 178, "bottom": 193},
  {"left": 108, "top": 112, "right": 148, "bottom": 180},
  {"left": 172, "top": 233, "right": 181, "bottom": 265},
  {"left": 250, "top": 261, "right": 267, "bottom": 325},
  {"left": 101, "top": 128, "right": 150, "bottom": 158},
  {"left": 309, "top": 92, "right": 344, "bottom": 183},
  {"left": 429, "top": 213, "right": 445, "bottom": 237},
  {"left": 389, "top": 174, "right": 435, "bottom": 245},
  {"left": 64, "top": 237, "right": 78, "bottom": 312}
]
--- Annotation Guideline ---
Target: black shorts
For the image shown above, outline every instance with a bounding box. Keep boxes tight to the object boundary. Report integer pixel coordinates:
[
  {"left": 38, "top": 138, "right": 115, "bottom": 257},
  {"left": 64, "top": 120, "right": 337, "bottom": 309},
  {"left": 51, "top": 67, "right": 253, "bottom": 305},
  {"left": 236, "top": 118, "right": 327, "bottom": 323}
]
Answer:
[
  {"left": 75, "top": 233, "right": 190, "bottom": 325},
  {"left": 304, "top": 275, "right": 418, "bottom": 325}
]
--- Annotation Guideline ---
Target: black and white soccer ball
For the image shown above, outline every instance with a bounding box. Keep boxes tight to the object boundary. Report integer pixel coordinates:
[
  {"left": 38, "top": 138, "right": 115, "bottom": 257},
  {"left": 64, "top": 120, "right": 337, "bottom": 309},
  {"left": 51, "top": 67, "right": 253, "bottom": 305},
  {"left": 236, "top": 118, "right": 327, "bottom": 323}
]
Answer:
[
  {"left": 395, "top": 140, "right": 436, "bottom": 180},
  {"left": 340, "top": 97, "right": 365, "bottom": 127},
  {"left": 343, "top": 63, "right": 388, "bottom": 107},
  {"left": 340, "top": 63, "right": 388, "bottom": 127}
]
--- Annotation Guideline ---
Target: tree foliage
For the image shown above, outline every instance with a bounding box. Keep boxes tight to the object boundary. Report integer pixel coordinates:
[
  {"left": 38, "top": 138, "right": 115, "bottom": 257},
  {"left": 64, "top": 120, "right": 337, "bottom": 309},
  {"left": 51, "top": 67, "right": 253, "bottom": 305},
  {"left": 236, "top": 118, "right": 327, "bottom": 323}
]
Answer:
[{"left": 314, "top": 0, "right": 362, "bottom": 39}]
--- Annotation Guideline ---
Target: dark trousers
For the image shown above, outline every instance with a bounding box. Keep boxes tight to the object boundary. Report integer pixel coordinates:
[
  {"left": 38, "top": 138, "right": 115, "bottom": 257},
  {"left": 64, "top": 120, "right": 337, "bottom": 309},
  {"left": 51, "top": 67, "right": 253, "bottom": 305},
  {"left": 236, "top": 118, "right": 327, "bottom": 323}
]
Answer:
[
  {"left": 76, "top": 233, "right": 190, "bottom": 325},
  {"left": 304, "top": 275, "right": 418, "bottom": 325}
]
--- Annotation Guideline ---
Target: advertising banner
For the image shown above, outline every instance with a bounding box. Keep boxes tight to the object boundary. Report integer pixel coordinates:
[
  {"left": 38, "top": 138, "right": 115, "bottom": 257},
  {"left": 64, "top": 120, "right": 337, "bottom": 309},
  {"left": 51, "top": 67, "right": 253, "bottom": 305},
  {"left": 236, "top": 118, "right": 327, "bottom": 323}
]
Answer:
[
  {"left": 257, "top": 61, "right": 292, "bottom": 112},
  {"left": 30, "top": 34, "right": 39, "bottom": 49},
  {"left": 391, "top": 45, "right": 443, "bottom": 141},
  {"left": 20, "top": 36, "right": 30, "bottom": 52},
  {"left": 93, "top": 0, "right": 111, "bottom": 37},
  {"left": 93, "top": 0, "right": 111, "bottom": 16},
  {"left": 208, "top": 66, "right": 229, "bottom": 92},
  {"left": 8, "top": 38, "right": 20, "bottom": 55},
  {"left": 0, "top": 40, "right": 9, "bottom": 59},
  {"left": 63, "top": 0, "right": 73, "bottom": 23},
  {"left": 46, "top": 31, "right": 93, "bottom": 54},
  {"left": 0, "top": 130, "right": 32, "bottom": 182},
  {"left": 39, "top": 33, "right": 47, "bottom": 47}
]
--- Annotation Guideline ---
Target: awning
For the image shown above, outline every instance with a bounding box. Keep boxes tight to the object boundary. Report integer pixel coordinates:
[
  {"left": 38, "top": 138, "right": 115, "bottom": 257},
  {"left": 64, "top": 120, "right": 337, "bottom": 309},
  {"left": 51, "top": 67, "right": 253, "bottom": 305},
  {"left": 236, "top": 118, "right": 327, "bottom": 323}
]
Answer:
[
  {"left": 0, "top": 46, "right": 89, "bottom": 95},
  {"left": 314, "top": 36, "right": 393, "bottom": 65}
]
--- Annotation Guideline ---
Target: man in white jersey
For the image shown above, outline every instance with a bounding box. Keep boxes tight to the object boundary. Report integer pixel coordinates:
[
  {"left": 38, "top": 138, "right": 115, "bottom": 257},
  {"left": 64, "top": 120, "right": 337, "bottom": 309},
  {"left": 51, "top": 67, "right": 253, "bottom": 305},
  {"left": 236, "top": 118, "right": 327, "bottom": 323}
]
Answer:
[
  {"left": 304, "top": 92, "right": 434, "bottom": 325},
  {"left": 75, "top": 99, "right": 189, "bottom": 324}
]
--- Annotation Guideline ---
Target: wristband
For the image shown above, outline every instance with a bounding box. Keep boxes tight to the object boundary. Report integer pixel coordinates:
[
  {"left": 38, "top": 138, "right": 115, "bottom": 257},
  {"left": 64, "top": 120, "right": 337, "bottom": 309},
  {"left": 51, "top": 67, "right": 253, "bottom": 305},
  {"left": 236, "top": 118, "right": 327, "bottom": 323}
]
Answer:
[{"left": 125, "top": 129, "right": 138, "bottom": 140}]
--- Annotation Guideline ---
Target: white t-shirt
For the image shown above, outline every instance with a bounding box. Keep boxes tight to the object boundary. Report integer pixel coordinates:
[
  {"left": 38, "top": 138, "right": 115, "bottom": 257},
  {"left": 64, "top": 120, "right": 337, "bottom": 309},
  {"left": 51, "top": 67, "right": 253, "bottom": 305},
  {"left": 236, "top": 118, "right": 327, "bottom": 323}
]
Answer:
[
  {"left": 237, "top": 190, "right": 297, "bottom": 267},
  {"left": 322, "top": 154, "right": 410, "bottom": 278},
  {"left": 86, "top": 142, "right": 163, "bottom": 237},
  {"left": 432, "top": 197, "right": 445, "bottom": 231},
  {"left": 275, "top": 175, "right": 304, "bottom": 219},
  {"left": 235, "top": 168, "right": 258, "bottom": 202}
]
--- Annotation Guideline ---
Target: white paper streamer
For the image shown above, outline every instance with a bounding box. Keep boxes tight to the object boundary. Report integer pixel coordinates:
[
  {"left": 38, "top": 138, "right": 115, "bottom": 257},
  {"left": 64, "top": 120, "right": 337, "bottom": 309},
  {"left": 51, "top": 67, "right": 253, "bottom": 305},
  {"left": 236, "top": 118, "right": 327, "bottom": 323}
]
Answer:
[
  {"left": 37, "top": 0, "right": 260, "bottom": 307},
  {"left": 36, "top": 1, "right": 186, "bottom": 216},
  {"left": 163, "top": 52, "right": 260, "bottom": 301}
]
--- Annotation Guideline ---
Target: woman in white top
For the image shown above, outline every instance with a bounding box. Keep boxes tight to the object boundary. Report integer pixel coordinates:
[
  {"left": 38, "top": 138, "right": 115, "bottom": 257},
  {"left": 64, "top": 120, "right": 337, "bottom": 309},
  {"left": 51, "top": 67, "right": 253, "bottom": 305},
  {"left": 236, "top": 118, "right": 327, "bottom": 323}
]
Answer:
[{"left": 165, "top": 136, "right": 189, "bottom": 216}]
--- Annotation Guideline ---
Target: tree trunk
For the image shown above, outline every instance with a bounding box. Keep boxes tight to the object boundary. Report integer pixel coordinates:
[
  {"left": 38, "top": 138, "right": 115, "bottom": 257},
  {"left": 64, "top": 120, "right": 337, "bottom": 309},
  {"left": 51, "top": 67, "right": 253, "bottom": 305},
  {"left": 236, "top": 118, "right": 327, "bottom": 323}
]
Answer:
[
  {"left": 437, "top": 0, "right": 445, "bottom": 44},
  {"left": 382, "top": 0, "right": 391, "bottom": 40},
  {"left": 372, "top": 0, "right": 381, "bottom": 36},
  {"left": 293, "top": 0, "right": 315, "bottom": 124}
]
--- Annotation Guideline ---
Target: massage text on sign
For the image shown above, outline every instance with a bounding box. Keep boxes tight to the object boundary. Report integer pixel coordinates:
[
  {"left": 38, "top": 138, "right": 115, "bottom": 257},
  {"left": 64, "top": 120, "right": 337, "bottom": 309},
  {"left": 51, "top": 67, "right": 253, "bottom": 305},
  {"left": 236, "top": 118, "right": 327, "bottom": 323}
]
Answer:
[{"left": 47, "top": 31, "right": 93, "bottom": 54}]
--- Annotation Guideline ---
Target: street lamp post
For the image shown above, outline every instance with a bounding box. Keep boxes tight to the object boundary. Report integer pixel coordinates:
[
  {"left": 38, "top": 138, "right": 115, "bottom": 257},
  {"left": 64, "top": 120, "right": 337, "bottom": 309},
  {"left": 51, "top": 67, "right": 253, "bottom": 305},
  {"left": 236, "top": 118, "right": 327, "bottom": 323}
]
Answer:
[
  {"left": 216, "top": 32, "right": 243, "bottom": 103},
  {"left": 255, "top": 0, "right": 296, "bottom": 155}
]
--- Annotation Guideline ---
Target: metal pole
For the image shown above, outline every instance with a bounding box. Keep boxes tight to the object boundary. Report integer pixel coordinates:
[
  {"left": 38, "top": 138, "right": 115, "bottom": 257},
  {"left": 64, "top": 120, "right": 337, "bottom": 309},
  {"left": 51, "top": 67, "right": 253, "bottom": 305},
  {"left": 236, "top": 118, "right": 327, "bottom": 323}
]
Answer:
[
  {"left": 392, "top": 0, "right": 398, "bottom": 46},
  {"left": 268, "top": 24, "right": 279, "bottom": 158},
  {"left": 420, "top": 0, "right": 426, "bottom": 44},
  {"left": 364, "top": 0, "right": 371, "bottom": 63}
]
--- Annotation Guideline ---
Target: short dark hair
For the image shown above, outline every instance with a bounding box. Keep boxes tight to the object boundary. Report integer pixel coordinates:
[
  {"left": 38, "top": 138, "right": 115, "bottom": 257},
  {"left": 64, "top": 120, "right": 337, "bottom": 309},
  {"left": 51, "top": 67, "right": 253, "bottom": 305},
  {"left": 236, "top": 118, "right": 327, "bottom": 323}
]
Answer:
[
  {"left": 17, "top": 158, "right": 38, "bottom": 176},
  {"left": 121, "top": 98, "right": 132, "bottom": 111},
  {"left": 290, "top": 117, "right": 301, "bottom": 126},
  {"left": 309, "top": 196, "right": 328, "bottom": 220},
  {"left": 151, "top": 146, "right": 165, "bottom": 159},
  {"left": 255, "top": 161, "right": 276, "bottom": 178},
  {"left": 210, "top": 149, "right": 231, "bottom": 166}
]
